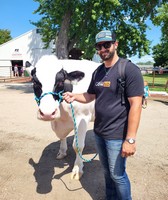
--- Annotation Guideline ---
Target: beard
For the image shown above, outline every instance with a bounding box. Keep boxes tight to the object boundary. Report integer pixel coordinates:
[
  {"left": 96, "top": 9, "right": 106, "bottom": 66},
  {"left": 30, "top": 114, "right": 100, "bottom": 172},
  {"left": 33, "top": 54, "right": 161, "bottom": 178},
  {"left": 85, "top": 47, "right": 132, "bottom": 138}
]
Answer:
[{"left": 99, "top": 50, "right": 115, "bottom": 61}]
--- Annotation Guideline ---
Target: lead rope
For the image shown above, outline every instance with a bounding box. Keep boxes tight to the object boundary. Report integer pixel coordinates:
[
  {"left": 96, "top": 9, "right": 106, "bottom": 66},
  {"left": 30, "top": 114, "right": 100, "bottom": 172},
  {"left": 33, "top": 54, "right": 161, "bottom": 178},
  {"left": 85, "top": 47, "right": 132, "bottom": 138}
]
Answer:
[
  {"left": 35, "top": 91, "right": 97, "bottom": 162},
  {"left": 70, "top": 103, "right": 97, "bottom": 162}
]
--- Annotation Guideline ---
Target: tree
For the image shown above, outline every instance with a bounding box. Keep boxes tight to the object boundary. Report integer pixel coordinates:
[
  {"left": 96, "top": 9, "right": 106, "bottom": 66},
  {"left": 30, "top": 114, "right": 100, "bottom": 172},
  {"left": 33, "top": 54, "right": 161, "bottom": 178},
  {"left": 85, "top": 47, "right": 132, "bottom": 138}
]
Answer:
[
  {"left": 152, "top": 3, "right": 168, "bottom": 67},
  {"left": 152, "top": 44, "right": 168, "bottom": 67},
  {"left": 0, "top": 29, "right": 12, "bottom": 45},
  {"left": 136, "top": 61, "right": 154, "bottom": 65},
  {"left": 32, "top": 0, "right": 166, "bottom": 59}
]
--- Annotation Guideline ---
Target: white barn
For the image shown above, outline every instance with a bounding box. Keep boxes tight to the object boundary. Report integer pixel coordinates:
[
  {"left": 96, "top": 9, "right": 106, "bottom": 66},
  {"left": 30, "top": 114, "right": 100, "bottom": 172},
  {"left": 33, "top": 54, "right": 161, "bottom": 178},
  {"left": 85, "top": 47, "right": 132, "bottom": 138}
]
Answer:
[{"left": 0, "top": 29, "right": 54, "bottom": 77}]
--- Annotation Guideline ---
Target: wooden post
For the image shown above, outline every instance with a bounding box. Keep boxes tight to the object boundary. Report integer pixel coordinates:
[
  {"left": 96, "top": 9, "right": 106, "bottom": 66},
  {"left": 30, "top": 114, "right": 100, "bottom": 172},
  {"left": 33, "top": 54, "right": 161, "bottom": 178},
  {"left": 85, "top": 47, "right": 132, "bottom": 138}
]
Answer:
[
  {"left": 152, "top": 70, "right": 155, "bottom": 87},
  {"left": 165, "top": 80, "right": 168, "bottom": 91}
]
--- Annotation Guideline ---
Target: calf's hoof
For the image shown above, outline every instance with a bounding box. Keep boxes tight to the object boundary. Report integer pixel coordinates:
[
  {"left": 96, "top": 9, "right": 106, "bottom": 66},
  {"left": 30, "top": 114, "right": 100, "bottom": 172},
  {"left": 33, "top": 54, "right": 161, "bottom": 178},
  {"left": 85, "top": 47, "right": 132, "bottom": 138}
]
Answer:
[
  {"left": 70, "top": 171, "right": 83, "bottom": 180},
  {"left": 56, "top": 152, "right": 67, "bottom": 160}
]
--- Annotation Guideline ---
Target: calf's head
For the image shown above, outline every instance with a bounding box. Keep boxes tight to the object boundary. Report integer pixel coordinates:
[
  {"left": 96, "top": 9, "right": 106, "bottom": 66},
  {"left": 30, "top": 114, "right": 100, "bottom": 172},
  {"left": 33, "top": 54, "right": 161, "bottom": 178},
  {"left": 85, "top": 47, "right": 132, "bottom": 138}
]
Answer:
[{"left": 26, "top": 62, "right": 84, "bottom": 121}]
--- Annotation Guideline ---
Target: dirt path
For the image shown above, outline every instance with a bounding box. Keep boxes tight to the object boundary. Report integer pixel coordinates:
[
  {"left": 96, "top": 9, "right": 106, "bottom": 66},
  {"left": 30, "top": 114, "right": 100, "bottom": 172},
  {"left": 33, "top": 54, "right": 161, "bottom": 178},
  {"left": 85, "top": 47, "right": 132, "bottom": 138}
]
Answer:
[{"left": 0, "top": 82, "right": 168, "bottom": 200}]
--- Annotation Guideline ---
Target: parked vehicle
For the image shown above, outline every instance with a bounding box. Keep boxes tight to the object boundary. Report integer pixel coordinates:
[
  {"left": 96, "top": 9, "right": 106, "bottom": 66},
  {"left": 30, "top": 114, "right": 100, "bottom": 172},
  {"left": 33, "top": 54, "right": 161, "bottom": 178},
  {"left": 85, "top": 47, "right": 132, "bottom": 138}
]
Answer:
[
  {"left": 163, "top": 67, "right": 168, "bottom": 74},
  {"left": 152, "top": 67, "right": 163, "bottom": 74}
]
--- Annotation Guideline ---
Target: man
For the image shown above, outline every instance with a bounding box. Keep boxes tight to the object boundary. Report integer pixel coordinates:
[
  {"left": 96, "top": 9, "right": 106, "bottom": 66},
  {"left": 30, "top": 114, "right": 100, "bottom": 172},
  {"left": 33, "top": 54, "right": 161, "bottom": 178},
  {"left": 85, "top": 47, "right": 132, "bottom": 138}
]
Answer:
[{"left": 63, "top": 30, "right": 144, "bottom": 200}]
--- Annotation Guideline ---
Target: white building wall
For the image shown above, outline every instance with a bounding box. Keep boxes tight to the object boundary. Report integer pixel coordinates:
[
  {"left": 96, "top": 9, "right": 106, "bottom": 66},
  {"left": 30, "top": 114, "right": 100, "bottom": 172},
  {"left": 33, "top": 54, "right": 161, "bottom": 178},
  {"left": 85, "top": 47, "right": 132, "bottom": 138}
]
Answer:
[
  {"left": 0, "top": 61, "right": 12, "bottom": 77},
  {"left": 0, "top": 66, "right": 11, "bottom": 77},
  {"left": 0, "top": 29, "right": 55, "bottom": 77}
]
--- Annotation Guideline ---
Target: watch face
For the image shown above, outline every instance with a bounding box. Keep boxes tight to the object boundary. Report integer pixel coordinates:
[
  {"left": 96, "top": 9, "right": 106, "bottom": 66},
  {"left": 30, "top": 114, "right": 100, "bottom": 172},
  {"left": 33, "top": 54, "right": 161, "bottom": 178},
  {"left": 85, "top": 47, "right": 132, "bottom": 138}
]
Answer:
[
  {"left": 127, "top": 138, "right": 135, "bottom": 144},
  {"left": 129, "top": 139, "right": 134, "bottom": 144}
]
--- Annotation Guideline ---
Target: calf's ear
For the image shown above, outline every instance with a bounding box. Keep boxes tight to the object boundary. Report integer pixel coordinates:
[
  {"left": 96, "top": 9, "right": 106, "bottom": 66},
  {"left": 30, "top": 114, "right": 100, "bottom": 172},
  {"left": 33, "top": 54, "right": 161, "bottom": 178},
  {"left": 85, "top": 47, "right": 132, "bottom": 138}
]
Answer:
[
  {"left": 25, "top": 61, "right": 32, "bottom": 67},
  {"left": 68, "top": 71, "right": 85, "bottom": 82},
  {"left": 25, "top": 61, "right": 35, "bottom": 77}
]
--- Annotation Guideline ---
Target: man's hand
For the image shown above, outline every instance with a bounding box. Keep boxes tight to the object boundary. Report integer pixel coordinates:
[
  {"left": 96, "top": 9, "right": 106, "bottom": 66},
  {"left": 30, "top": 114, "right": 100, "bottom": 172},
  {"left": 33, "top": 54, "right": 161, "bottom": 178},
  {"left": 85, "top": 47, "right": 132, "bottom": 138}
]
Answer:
[
  {"left": 63, "top": 92, "right": 75, "bottom": 103},
  {"left": 121, "top": 141, "right": 136, "bottom": 158}
]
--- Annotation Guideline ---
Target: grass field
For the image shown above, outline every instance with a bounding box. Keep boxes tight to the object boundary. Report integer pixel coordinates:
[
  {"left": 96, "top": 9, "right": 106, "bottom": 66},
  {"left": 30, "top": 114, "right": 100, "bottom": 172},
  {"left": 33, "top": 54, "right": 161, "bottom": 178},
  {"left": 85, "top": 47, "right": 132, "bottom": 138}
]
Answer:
[{"left": 143, "top": 73, "right": 168, "bottom": 92}]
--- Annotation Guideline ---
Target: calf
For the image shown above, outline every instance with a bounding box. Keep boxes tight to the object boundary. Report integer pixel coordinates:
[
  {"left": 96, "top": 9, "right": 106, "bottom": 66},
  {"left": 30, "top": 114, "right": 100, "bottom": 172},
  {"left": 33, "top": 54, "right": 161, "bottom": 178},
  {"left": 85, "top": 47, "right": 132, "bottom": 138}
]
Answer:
[{"left": 26, "top": 55, "right": 99, "bottom": 180}]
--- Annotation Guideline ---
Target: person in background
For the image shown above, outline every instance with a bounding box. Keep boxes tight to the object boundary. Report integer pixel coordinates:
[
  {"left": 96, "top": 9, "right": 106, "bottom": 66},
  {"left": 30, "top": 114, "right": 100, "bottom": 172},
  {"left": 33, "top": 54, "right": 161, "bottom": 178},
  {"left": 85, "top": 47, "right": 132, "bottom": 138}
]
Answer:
[
  {"left": 14, "top": 64, "right": 18, "bottom": 77},
  {"left": 63, "top": 30, "right": 144, "bottom": 200},
  {"left": 142, "top": 80, "right": 150, "bottom": 108}
]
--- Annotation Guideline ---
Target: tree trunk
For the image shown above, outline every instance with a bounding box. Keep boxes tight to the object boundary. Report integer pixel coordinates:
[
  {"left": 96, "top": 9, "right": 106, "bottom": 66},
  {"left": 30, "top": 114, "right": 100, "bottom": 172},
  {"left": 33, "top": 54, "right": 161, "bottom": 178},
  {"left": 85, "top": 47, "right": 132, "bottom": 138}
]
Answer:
[{"left": 55, "top": 11, "right": 71, "bottom": 59}]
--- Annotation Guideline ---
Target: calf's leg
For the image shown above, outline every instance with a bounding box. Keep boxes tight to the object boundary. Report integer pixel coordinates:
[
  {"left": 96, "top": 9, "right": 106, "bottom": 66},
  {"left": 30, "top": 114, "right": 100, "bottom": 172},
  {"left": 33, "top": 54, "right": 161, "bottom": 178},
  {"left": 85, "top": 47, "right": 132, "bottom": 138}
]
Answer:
[
  {"left": 71, "top": 118, "right": 88, "bottom": 180},
  {"left": 56, "top": 138, "right": 68, "bottom": 159}
]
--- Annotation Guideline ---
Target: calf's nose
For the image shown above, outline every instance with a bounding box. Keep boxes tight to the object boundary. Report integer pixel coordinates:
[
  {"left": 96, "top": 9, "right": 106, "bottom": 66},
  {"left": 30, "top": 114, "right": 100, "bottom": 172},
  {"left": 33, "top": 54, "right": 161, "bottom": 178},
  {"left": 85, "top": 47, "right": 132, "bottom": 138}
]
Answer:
[{"left": 38, "top": 109, "right": 57, "bottom": 120}]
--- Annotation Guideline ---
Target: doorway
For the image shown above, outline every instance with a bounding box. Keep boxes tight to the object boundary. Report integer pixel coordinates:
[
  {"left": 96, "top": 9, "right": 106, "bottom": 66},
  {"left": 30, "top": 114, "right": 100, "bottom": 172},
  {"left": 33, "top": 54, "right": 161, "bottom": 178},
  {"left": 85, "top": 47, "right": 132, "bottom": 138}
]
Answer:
[{"left": 11, "top": 60, "right": 23, "bottom": 77}]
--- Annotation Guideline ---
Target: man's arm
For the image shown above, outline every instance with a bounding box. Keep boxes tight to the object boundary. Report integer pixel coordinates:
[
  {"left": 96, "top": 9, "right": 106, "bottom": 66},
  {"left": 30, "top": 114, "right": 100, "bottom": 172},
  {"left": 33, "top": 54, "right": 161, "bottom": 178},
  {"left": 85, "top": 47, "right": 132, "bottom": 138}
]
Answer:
[
  {"left": 63, "top": 92, "right": 95, "bottom": 104},
  {"left": 121, "top": 96, "right": 142, "bottom": 157}
]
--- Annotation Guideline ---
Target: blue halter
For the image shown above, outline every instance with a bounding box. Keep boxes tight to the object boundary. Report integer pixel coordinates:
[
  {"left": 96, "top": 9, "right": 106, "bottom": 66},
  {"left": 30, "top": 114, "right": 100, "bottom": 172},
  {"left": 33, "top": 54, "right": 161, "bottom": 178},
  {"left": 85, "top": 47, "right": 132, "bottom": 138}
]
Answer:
[{"left": 34, "top": 91, "right": 64, "bottom": 106}]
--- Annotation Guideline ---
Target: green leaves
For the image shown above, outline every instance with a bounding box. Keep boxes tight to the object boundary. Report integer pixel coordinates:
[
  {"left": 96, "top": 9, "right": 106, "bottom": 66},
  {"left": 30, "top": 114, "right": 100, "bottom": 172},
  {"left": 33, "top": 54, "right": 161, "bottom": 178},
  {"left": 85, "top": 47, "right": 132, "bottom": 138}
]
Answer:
[
  {"left": 152, "top": 3, "right": 168, "bottom": 67},
  {"left": 0, "top": 29, "right": 12, "bottom": 45},
  {"left": 32, "top": 0, "right": 163, "bottom": 59}
]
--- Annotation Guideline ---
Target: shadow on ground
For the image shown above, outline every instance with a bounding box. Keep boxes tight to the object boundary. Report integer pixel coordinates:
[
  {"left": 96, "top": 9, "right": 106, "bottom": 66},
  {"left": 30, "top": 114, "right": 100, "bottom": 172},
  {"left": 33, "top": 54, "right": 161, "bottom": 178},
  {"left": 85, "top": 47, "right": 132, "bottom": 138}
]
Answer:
[
  {"left": 3, "top": 82, "right": 33, "bottom": 94},
  {"left": 28, "top": 131, "right": 105, "bottom": 200},
  {"left": 153, "top": 99, "right": 168, "bottom": 106}
]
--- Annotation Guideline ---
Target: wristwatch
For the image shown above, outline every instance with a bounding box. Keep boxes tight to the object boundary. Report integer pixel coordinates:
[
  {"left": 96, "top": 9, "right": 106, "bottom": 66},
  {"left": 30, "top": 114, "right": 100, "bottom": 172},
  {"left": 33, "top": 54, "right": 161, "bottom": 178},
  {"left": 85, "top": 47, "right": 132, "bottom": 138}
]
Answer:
[{"left": 125, "top": 138, "right": 136, "bottom": 144}]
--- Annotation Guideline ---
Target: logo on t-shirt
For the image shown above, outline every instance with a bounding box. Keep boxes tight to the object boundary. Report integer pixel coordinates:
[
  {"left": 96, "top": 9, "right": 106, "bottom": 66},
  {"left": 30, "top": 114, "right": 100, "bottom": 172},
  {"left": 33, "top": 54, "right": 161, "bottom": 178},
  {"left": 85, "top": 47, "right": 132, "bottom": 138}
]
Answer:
[
  {"left": 95, "top": 81, "right": 111, "bottom": 87},
  {"left": 103, "top": 81, "right": 111, "bottom": 87}
]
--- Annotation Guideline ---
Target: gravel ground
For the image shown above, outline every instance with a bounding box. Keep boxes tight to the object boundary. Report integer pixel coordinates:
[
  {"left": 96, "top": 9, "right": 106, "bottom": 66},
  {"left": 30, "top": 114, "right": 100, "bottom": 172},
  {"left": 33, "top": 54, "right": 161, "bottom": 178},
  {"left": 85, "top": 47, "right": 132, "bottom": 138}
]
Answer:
[{"left": 0, "top": 82, "right": 168, "bottom": 200}]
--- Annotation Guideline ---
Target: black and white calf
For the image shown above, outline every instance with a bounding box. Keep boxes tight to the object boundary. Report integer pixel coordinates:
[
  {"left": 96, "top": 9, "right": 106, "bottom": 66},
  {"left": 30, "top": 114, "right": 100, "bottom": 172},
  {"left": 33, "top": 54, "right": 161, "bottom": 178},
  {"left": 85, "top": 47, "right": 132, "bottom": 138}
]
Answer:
[{"left": 26, "top": 55, "right": 99, "bottom": 180}]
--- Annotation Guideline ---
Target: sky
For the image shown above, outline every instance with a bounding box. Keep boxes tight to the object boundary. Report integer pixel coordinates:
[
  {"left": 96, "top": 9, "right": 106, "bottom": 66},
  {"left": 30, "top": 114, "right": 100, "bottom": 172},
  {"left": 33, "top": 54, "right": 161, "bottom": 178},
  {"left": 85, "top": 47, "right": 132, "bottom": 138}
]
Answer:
[{"left": 1, "top": 0, "right": 162, "bottom": 63}]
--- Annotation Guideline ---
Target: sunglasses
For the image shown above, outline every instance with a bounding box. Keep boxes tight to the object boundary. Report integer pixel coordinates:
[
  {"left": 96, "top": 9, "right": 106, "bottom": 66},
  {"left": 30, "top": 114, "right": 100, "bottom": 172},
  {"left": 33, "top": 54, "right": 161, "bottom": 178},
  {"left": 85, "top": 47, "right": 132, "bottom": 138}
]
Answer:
[{"left": 95, "top": 41, "right": 115, "bottom": 51}]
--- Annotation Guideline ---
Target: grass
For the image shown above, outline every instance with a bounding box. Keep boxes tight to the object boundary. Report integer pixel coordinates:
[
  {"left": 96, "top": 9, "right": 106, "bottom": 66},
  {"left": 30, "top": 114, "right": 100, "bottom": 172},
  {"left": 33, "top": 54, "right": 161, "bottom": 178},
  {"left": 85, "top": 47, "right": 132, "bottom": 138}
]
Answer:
[{"left": 143, "top": 73, "right": 168, "bottom": 92}]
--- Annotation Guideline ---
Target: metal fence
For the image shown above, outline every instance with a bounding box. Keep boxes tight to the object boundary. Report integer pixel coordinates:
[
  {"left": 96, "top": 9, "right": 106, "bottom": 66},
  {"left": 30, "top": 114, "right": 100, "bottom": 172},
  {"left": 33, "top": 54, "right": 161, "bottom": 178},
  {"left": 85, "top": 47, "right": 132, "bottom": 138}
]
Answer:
[{"left": 140, "top": 68, "right": 168, "bottom": 75}]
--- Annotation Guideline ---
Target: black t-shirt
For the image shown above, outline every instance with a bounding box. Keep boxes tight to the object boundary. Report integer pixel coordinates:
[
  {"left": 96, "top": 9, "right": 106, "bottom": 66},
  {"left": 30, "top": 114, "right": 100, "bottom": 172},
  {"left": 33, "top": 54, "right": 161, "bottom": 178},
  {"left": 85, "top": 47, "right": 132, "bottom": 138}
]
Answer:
[{"left": 87, "top": 58, "right": 144, "bottom": 140}]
